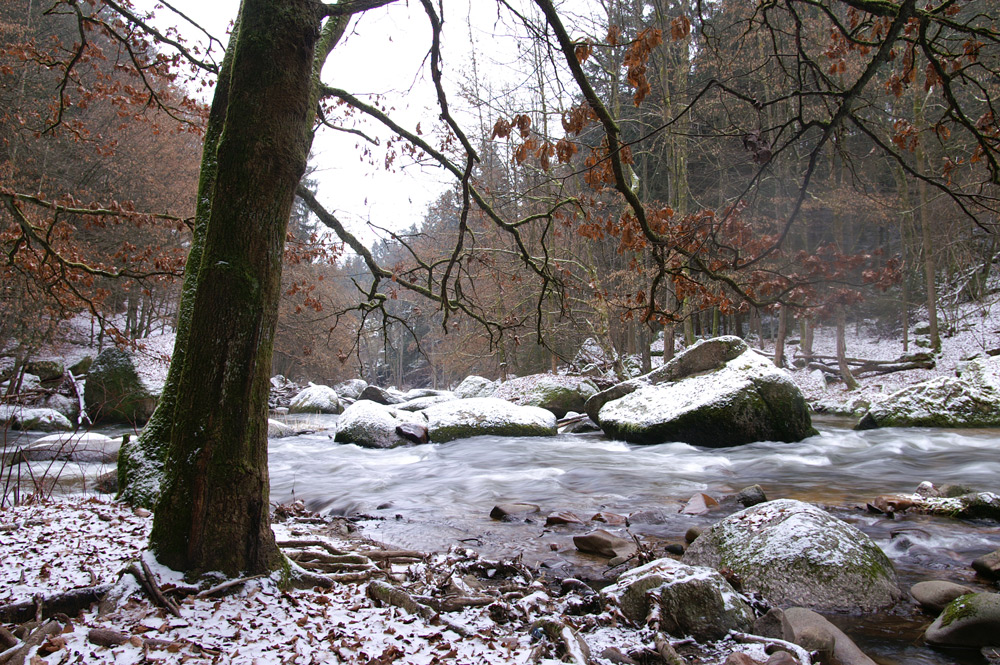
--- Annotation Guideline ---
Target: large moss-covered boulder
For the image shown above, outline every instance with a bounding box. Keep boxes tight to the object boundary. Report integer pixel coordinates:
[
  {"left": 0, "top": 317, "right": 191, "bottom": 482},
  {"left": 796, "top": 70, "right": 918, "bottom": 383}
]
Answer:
[
  {"left": 288, "top": 383, "right": 342, "bottom": 414},
  {"left": 84, "top": 348, "right": 157, "bottom": 424},
  {"left": 857, "top": 357, "right": 1000, "bottom": 429},
  {"left": 492, "top": 374, "right": 599, "bottom": 418},
  {"left": 683, "top": 499, "right": 901, "bottom": 612},
  {"left": 423, "top": 397, "right": 557, "bottom": 443},
  {"left": 925, "top": 592, "right": 1000, "bottom": 647},
  {"left": 335, "top": 400, "right": 427, "bottom": 449},
  {"left": 602, "top": 557, "right": 754, "bottom": 640},
  {"left": 594, "top": 337, "right": 815, "bottom": 446},
  {"left": 25, "top": 359, "right": 64, "bottom": 382}
]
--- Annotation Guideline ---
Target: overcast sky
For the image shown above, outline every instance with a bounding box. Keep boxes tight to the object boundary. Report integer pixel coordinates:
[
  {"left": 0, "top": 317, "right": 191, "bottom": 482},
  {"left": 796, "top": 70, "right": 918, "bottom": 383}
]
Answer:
[{"left": 136, "top": 0, "right": 524, "bottom": 243}]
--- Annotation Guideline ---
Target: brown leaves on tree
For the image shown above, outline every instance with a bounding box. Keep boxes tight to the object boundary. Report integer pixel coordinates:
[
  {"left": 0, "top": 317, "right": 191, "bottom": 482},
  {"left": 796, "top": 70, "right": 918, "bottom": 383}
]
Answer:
[{"left": 623, "top": 28, "right": 662, "bottom": 105}]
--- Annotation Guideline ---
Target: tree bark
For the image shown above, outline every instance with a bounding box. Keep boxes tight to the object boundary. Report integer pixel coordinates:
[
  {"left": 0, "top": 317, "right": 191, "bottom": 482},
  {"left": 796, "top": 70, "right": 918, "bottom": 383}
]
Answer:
[
  {"left": 836, "top": 309, "right": 859, "bottom": 390},
  {"left": 774, "top": 305, "right": 788, "bottom": 368},
  {"left": 148, "top": 0, "right": 322, "bottom": 576}
]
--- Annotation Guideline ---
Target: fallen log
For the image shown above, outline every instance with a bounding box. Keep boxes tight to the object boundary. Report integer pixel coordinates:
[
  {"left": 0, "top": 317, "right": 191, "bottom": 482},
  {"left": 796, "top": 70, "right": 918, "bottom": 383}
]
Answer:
[{"left": 0, "top": 585, "right": 111, "bottom": 624}]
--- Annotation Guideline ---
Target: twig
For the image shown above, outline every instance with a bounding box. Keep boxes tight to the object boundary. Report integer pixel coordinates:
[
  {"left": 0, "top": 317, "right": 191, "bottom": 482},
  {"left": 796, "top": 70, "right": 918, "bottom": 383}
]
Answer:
[{"left": 195, "top": 574, "right": 266, "bottom": 599}]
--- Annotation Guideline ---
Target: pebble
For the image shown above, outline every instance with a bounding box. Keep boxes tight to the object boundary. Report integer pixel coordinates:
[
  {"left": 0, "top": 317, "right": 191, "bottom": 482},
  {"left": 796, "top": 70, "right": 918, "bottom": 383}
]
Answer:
[{"left": 973, "top": 549, "right": 1000, "bottom": 580}]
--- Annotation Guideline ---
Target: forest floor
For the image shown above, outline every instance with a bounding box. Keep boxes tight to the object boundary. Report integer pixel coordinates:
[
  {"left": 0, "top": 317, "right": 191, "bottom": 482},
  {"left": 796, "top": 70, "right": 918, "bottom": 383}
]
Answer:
[{"left": 0, "top": 498, "right": 778, "bottom": 665}]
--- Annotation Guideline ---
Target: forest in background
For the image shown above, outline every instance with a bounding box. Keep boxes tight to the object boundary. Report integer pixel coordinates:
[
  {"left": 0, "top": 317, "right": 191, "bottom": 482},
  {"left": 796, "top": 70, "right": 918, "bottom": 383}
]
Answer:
[{"left": 3, "top": 0, "right": 998, "bottom": 392}]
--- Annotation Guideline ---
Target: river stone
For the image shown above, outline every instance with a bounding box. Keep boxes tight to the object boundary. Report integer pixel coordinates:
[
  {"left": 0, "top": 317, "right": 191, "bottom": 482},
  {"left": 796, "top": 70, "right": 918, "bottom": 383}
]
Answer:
[
  {"left": 333, "top": 379, "right": 368, "bottom": 400},
  {"left": 857, "top": 356, "right": 1000, "bottom": 429},
  {"left": 16, "top": 432, "right": 119, "bottom": 463},
  {"left": 396, "top": 422, "right": 428, "bottom": 444},
  {"left": 602, "top": 557, "right": 754, "bottom": 640},
  {"left": 335, "top": 400, "right": 426, "bottom": 449},
  {"left": 734, "top": 484, "right": 768, "bottom": 507},
  {"left": 357, "top": 385, "right": 405, "bottom": 405},
  {"left": 490, "top": 503, "right": 540, "bottom": 521},
  {"left": 491, "top": 374, "right": 599, "bottom": 418},
  {"left": 911, "top": 580, "right": 976, "bottom": 613},
  {"left": 289, "top": 383, "right": 343, "bottom": 414},
  {"left": 2, "top": 372, "right": 41, "bottom": 393},
  {"left": 83, "top": 348, "right": 157, "bottom": 424},
  {"left": 11, "top": 408, "right": 73, "bottom": 432},
  {"left": 973, "top": 549, "right": 1000, "bottom": 579},
  {"left": 682, "top": 492, "right": 720, "bottom": 515},
  {"left": 594, "top": 340, "right": 815, "bottom": 447},
  {"left": 777, "top": 607, "right": 877, "bottom": 665},
  {"left": 43, "top": 393, "right": 80, "bottom": 422},
  {"left": 925, "top": 592, "right": 1000, "bottom": 647},
  {"left": 395, "top": 395, "right": 455, "bottom": 411},
  {"left": 573, "top": 529, "right": 636, "bottom": 558},
  {"left": 453, "top": 375, "right": 496, "bottom": 399},
  {"left": 422, "top": 397, "right": 557, "bottom": 443},
  {"left": 682, "top": 499, "right": 901, "bottom": 611},
  {"left": 68, "top": 356, "right": 93, "bottom": 376}
]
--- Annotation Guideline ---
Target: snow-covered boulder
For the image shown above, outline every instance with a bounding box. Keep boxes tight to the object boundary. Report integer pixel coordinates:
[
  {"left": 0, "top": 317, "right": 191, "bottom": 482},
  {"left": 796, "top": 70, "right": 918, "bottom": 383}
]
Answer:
[
  {"left": 1, "top": 372, "right": 41, "bottom": 393},
  {"left": 15, "top": 432, "right": 118, "bottom": 463},
  {"left": 602, "top": 558, "right": 754, "bottom": 640},
  {"left": 396, "top": 394, "right": 455, "bottom": 411},
  {"left": 857, "top": 356, "right": 1000, "bottom": 429},
  {"left": 288, "top": 383, "right": 343, "bottom": 414},
  {"left": 24, "top": 359, "right": 64, "bottom": 382},
  {"left": 492, "top": 374, "right": 600, "bottom": 418},
  {"left": 423, "top": 397, "right": 557, "bottom": 443},
  {"left": 267, "top": 418, "right": 295, "bottom": 438},
  {"left": 453, "top": 375, "right": 496, "bottom": 399},
  {"left": 334, "top": 379, "right": 368, "bottom": 400},
  {"left": 335, "top": 400, "right": 427, "bottom": 449},
  {"left": 683, "top": 499, "right": 901, "bottom": 612},
  {"left": 83, "top": 348, "right": 157, "bottom": 425},
  {"left": 592, "top": 337, "right": 815, "bottom": 446},
  {"left": 42, "top": 393, "right": 80, "bottom": 422},
  {"left": 10, "top": 407, "right": 73, "bottom": 432}
]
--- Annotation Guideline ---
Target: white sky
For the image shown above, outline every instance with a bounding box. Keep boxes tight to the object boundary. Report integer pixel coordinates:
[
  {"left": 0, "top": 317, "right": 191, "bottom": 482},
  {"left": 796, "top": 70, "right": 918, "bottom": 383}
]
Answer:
[{"left": 136, "top": 0, "right": 545, "bottom": 243}]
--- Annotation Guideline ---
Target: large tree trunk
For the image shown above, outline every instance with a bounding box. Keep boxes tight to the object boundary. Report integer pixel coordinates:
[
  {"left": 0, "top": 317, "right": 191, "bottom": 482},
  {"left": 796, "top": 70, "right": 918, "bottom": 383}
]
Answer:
[{"left": 148, "top": 0, "right": 321, "bottom": 576}]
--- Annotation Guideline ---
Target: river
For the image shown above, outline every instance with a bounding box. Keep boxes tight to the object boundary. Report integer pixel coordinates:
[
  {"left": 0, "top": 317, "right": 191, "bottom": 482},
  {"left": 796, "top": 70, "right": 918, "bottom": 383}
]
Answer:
[{"left": 5, "top": 416, "right": 1000, "bottom": 663}]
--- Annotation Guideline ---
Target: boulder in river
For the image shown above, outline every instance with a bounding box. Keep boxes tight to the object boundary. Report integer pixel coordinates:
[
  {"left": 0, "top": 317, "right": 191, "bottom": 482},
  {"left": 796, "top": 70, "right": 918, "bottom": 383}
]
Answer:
[
  {"left": 756, "top": 607, "right": 878, "bottom": 665},
  {"left": 357, "top": 384, "right": 406, "bottom": 405},
  {"left": 288, "top": 383, "right": 343, "bottom": 414},
  {"left": 83, "top": 348, "right": 157, "bottom": 424},
  {"left": 333, "top": 378, "right": 368, "bottom": 400},
  {"left": 491, "top": 374, "right": 599, "bottom": 418},
  {"left": 925, "top": 592, "right": 1000, "bottom": 647},
  {"left": 422, "top": 397, "right": 557, "bottom": 443},
  {"left": 10, "top": 407, "right": 73, "bottom": 432},
  {"left": 590, "top": 336, "right": 816, "bottom": 446},
  {"left": 335, "top": 400, "right": 426, "bottom": 449},
  {"left": 602, "top": 557, "right": 754, "bottom": 641},
  {"left": 857, "top": 356, "right": 1000, "bottom": 429},
  {"left": 15, "top": 432, "right": 119, "bottom": 463},
  {"left": 452, "top": 375, "right": 496, "bottom": 399},
  {"left": 682, "top": 499, "right": 901, "bottom": 612}
]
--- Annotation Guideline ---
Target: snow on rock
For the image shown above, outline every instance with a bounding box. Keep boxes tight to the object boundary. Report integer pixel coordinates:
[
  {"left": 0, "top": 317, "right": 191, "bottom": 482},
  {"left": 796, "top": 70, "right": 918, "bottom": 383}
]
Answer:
[
  {"left": 289, "top": 382, "right": 343, "bottom": 414},
  {"left": 452, "top": 375, "right": 496, "bottom": 399},
  {"left": 602, "top": 557, "right": 754, "bottom": 640},
  {"left": 857, "top": 356, "right": 1000, "bottom": 429},
  {"left": 334, "top": 378, "right": 368, "bottom": 400},
  {"left": 16, "top": 432, "right": 118, "bottom": 463},
  {"left": 83, "top": 348, "right": 158, "bottom": 425},
  {"left": 596, "top": 339, "right": 815, "bottom": 446},
  {"left": 335, "top": 400, "right": 427, "bottom": 449},
  {"left": 422, "top": 397, "right": 558, "bottom": 443},
  {"left": 8, "top": 407, "right": 73, "bottom": 432},
  {"left": 492, "top": 374, "right": 599, "bottom": 418},
  {"left": 683, "top": 499, "right": 902, "bottom": 612}
]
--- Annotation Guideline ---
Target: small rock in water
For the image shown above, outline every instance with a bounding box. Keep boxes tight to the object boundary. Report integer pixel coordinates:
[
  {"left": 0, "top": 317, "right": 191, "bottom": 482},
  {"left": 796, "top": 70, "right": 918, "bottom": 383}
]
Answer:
[
  {"left": 591, "top": 511, "right": 627, "bottom": 525},
  {"left": 681, "top": 492, "right": 720, "bottom": 515},
  {"left": 911, "top": 580, "right": 976, "bottom": 613},
  {"left": 573, "top": 529, "right": 636, "bottom": 558},
  {"left": 764, "top": 653, "right": 798, "bottom": 665},
  {"left": 723, "top": 654, "right": 760, "bottom": 665},
  {"left": 734, "top": 484, "right": 768, "bottom": 507},
  {"left": 869, "top": 495, "right": 915, "bottom": 514},
  {"left": 545, "top": 511, "right": 583, "bottom": 526},
  {"left": 973, "top": 549, "right": 1000, "bottom": 580},
  {"left": 628, "top": 507, "right": 679, "bottom": 524},
  {"left": 665, "top": 543, "right": 685, "bottom": 556},
  {"left": 684, "top": 526, "right": 703, "bottom": 544},
  {"left": 490, "top": 503, "right": 540, "bottom": 521},
  {"left": 780, "top": 607, "right": 877, "bottom": 665}
]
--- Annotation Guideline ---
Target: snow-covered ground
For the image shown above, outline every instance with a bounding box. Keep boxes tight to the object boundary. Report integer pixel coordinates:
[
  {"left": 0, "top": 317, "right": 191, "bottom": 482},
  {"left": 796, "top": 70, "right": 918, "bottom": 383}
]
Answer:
[{"left": 0, "top": 498, "right": 774, "bottom": 665}]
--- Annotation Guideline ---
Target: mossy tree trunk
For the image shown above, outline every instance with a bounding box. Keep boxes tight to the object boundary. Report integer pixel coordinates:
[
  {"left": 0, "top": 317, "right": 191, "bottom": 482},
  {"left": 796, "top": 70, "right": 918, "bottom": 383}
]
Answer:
[{"left": 147, "top": 0, "right": 322, "bottom": 576}]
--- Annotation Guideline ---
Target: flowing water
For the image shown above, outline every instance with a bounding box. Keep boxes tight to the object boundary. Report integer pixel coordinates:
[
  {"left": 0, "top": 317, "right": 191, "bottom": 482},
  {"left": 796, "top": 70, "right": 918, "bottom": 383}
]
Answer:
[{"left": 5, "top": 416, "right": 1000, "bottom": 663}]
